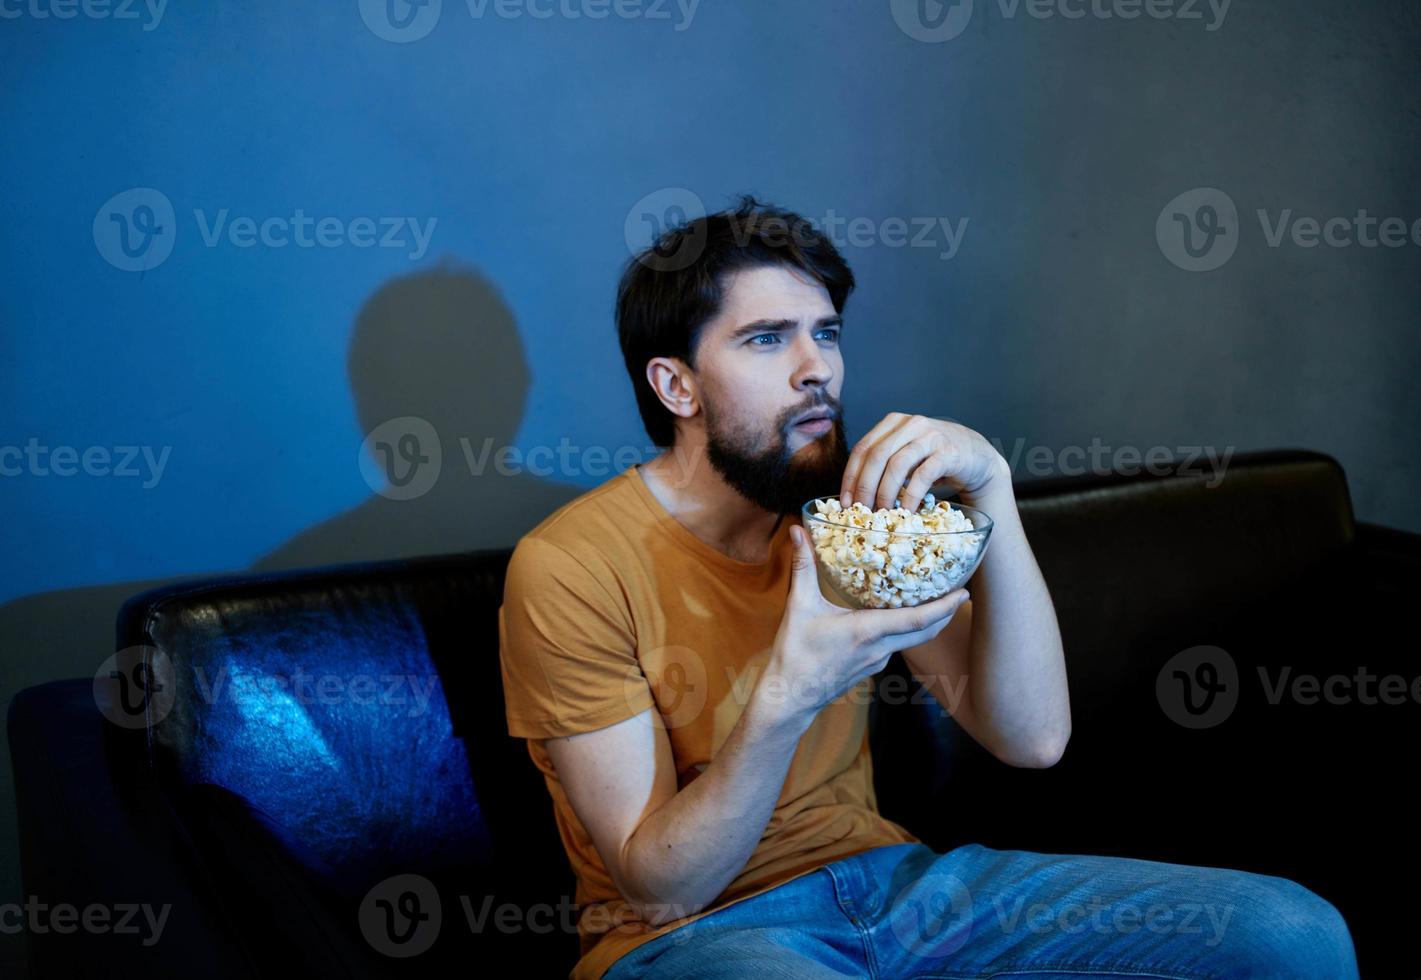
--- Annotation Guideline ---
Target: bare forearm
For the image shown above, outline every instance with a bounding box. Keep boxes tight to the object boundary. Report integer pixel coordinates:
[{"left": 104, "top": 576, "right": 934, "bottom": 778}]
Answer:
[
  {"left": 621, "top": 688, "right": 810, "bottom": 925},
  {"left": 961, "top": 473, "right": 1071, "bottom": 765}
]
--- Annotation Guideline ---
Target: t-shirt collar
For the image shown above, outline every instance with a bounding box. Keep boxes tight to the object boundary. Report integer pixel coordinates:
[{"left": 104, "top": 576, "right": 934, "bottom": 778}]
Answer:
[{"left": 624, "top": 464, "right": 794, "bottom": 578}]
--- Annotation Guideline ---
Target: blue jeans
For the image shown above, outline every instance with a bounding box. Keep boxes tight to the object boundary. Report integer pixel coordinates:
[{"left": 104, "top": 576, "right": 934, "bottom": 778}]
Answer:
[{"left": 601, "top": 842, "right": 1359, "bottom": 979}]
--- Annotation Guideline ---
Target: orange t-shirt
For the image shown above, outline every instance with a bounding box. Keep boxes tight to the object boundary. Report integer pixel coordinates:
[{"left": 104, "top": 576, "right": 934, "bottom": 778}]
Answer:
[{"left": 498, "top": 463, "right": 921, "bottom": 980}]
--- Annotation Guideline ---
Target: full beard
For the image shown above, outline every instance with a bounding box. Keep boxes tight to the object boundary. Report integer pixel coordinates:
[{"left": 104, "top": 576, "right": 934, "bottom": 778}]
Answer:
[{"left": 704, "top": 409, "right": 850, "bottom": 517}]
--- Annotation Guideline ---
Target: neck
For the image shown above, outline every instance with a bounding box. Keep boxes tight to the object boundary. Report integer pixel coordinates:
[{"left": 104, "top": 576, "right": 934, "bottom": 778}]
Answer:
[{"left": 639, "top": 439, "right": 787, "bottom": 564}]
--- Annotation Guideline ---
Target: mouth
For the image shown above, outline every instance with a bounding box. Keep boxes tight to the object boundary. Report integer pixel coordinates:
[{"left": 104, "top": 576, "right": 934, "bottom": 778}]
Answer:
[{"left": 792, "top": 411, "right": 835, "bottom": 435}]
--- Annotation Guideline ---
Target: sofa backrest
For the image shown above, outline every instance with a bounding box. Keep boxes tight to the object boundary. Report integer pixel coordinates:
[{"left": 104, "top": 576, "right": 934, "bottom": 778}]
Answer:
[
  {"left": 1014, "top": 447, "right": 1354, "bottom": 710},
  {"left": 111, "top": 448, "right": 1357, "bottom": 964}
]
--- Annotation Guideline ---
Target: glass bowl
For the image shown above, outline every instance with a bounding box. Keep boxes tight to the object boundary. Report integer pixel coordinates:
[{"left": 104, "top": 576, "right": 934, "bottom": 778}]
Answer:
[{"left": 799, "top": 494, "right": 993, "bottom": 609}]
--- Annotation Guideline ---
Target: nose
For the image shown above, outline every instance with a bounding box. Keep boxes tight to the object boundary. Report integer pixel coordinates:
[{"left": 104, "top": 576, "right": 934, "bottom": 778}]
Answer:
[{"left": 791, "top": 330, "right": 834, "bottom": 392}]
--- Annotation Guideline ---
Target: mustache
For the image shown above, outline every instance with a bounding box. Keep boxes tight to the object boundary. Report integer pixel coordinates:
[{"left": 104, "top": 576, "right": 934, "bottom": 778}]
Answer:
[{"left": 787, "top": 402, "right": 842, "bottom": 426}]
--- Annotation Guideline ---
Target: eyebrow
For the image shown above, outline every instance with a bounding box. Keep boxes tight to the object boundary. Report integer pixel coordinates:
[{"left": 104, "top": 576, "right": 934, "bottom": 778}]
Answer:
[{"left": 727, "top": 315, "right": 843, "bottom": 342}]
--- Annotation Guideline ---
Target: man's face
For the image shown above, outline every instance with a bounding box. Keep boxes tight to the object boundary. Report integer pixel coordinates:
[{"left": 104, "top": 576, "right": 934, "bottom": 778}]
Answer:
[{"left": 693, "top": 263, "right": 849, "bottom": 516}]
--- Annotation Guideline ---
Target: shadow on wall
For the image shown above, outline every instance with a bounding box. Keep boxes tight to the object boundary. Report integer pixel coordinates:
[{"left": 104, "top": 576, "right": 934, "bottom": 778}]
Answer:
[
  {"left": 0, "top": 264, "right": 587, "bottom": 961},
  {"left": 251, "top": 262, "right": 585, "bottom": 570},
  {"left": 2, "top": 261, "right": 588, "bottom": 676}
]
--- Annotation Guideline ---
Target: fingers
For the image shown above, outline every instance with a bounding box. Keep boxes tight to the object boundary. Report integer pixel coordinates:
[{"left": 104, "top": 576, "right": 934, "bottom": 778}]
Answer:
[
  {"left": 788, "top": 524, "right": 819, "bottom": 593},
  {"left": 898, "top": 449, "right": 947, "bottom": 515},
  {"left": 857, "top": 588, "right": 969, "bottom": 640},
  {"left": 840, "top": 413, "right": 914, "bottom": 508},
  {"left": 877, "top": 437, "right": 936, "bottom": 512},
  {"left": 789, "top": 524, "right": 809, "bottom": 567},
  {"left": 896, "top": 437, "right": 964, "bottom": 514},
  {"left": 868, "top": 621, "right": 947, "bottom": 662},
  {"left": 892, "top": 604, "right": 962, "bottom": 647},
  {"left": 860, "top": 596, "right": 967, "bottom": 661}
]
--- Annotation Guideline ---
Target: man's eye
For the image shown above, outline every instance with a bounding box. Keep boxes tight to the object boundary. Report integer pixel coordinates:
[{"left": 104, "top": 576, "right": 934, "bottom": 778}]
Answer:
[
  {"left": 816, "top": 329, "right": 840, "bottom": 342},
  {"left": 750, "top": 334, "right": 780, "bottom": 346}
]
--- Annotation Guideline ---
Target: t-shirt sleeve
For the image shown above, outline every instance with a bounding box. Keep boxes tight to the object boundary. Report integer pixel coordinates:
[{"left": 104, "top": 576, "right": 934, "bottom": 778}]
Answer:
[{"left": 499, "top": 535, "right": 656, "bottom": 739}]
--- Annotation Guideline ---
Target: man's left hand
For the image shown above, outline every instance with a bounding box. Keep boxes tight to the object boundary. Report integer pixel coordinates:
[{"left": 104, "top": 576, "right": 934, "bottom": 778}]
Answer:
[{"left": 839, "top": 413, "right": 1008, "bottom": 512}]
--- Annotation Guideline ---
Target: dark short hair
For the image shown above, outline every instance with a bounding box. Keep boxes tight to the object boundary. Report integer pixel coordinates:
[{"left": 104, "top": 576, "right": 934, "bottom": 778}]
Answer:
[{"left": 616, "top": 193, "right": 856, "bottom": 448}]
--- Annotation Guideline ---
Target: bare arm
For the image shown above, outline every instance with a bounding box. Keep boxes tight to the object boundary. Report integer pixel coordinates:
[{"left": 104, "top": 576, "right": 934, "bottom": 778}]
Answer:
[
  {"left": 541, "top": 686, "right": 811, "bottom": 927},
  {"left": 899, "top": 463, "right": 1071, "bottom": 768},
  {"left": 837, "top": 413, "right": 1070, "bottom": 767}
]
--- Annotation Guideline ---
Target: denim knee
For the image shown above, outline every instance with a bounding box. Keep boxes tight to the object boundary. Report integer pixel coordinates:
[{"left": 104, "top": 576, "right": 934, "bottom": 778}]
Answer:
[{"left": 1228, "top": 876, "right": 1358, "bottom": 979}]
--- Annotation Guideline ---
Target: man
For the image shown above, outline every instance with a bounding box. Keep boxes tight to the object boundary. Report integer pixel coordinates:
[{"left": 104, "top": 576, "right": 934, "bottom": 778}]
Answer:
[{"left": 498, "top": 195, "right": 1359, "bottom": 979}]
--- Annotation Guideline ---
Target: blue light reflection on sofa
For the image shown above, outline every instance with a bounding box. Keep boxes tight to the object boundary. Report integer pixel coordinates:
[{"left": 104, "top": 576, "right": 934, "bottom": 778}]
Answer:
[{"left": 177, "top": 611, "right": 493, "bottom": 895}]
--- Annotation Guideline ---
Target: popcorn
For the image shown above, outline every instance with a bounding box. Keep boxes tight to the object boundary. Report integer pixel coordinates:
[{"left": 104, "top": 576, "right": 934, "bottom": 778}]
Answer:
[{"left": 803, "top": 492, "right": 987, "bottom": 608}]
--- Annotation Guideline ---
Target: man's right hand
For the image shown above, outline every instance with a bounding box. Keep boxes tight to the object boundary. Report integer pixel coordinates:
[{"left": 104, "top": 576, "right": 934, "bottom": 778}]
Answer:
[{"left": 761, "top": 522, "right": 970, "bottom": 727}]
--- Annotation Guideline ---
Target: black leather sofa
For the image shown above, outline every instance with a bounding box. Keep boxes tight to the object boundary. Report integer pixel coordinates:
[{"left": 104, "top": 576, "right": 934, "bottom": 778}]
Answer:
[{"left": 9, "top": 448, "right": 1419, "bottom": 978}]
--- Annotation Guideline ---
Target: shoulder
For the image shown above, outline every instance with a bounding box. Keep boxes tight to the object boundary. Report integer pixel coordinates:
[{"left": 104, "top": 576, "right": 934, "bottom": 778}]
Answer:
[
  {"left": 506, "top": 469, "right": 639, "bottom": 588},
  {"left": 523, "top": 467, "right": 632, "bottom": 537}
]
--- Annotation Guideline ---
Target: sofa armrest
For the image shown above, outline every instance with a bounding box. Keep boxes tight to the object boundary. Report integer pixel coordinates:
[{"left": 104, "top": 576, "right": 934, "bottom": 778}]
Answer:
[{"left": 7, "top": 679, "right": 256, "bottom": 979}]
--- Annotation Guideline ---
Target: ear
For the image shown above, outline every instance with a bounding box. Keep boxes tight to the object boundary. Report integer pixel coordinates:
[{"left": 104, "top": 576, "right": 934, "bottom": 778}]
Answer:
[{"left": 646, "top": 356, "right": 701, "bottom": 421}]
